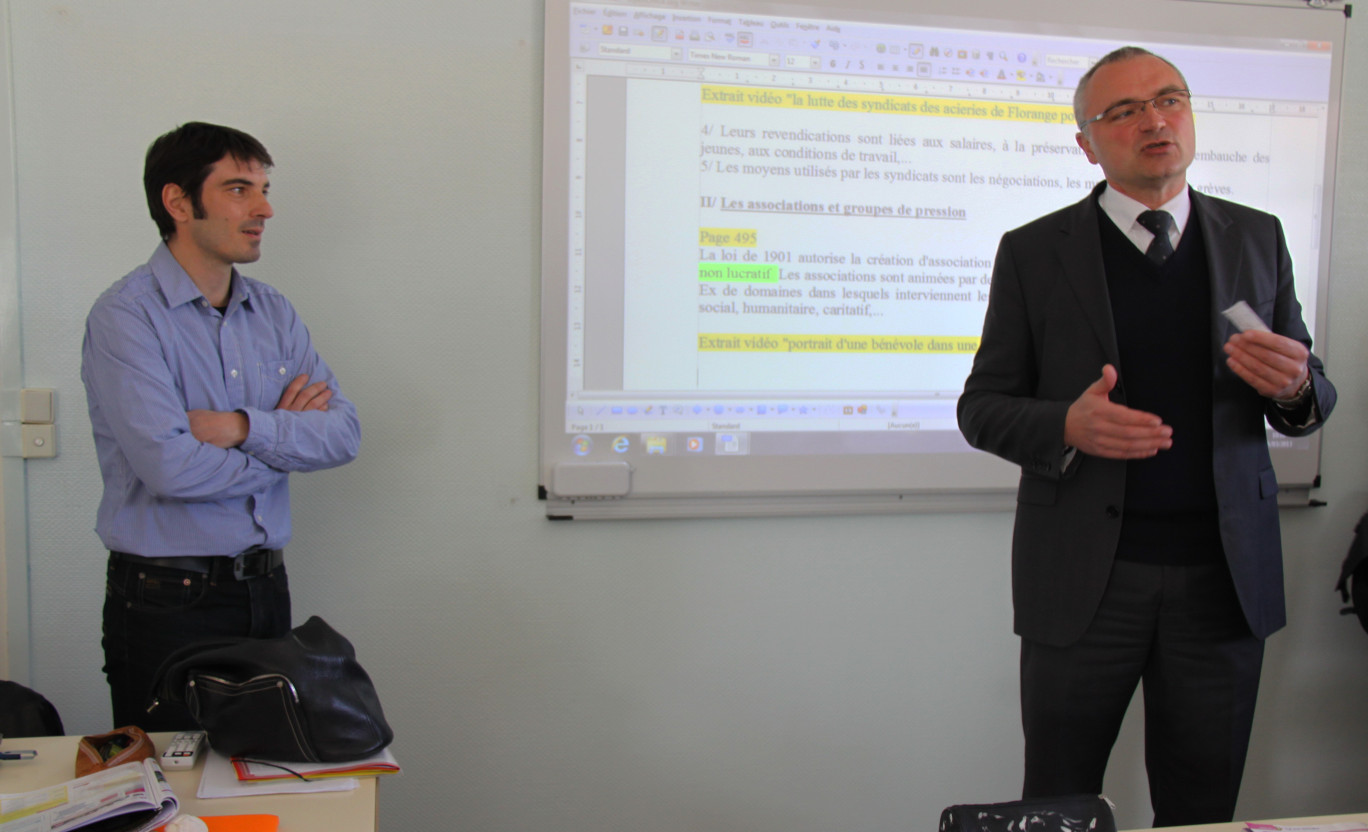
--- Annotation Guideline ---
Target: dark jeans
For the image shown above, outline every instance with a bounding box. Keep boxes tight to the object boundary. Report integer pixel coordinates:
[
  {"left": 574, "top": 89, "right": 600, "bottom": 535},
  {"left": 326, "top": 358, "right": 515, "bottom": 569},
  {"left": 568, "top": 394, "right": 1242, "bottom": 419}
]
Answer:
[
  {"left": 102, "top": 552, "right": 292, "bottom": 732},
  {"left": 1021, "top": 559, "right": 1264, "bottom": 827}
]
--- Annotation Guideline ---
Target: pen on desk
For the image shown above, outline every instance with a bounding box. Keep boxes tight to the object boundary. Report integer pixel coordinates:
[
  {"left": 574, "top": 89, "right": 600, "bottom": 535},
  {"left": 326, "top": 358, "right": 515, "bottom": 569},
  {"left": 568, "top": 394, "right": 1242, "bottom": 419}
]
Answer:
[{"left": 0, "top": 750, "right": 38, "bottom": 760}]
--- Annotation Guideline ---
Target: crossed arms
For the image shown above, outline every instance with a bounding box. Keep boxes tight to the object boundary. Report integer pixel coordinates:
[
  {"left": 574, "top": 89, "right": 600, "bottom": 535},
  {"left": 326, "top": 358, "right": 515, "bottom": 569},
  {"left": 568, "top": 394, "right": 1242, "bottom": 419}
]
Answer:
[{"left": 82, "top": 289, "right": 360, "bottom": 503}]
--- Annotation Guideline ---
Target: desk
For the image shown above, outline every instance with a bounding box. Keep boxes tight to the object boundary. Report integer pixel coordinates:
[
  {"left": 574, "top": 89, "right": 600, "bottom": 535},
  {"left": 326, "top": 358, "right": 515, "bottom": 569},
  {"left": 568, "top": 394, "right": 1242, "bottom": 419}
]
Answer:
[
  {"left": 0, "top": 733, "right": 377, "bottom": 832},
  {"left": 1124, "top": 815, "right": 1368, "bottom": 832}
]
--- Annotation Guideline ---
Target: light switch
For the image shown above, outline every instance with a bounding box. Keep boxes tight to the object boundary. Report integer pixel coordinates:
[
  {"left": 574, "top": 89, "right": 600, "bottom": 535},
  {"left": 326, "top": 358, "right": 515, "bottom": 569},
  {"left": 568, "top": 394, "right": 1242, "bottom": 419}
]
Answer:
[
  {"left": 20, "top": 388, "right": 55, "bottom": 424},
  {"left": 20, "top": 423, "right": 56, "bottom": 458}
]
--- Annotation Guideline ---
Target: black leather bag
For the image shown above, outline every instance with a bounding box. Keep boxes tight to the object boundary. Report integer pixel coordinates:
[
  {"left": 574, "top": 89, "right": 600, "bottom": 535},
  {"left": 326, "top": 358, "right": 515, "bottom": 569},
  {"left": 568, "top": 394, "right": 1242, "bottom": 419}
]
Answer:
[
  {"left": 939, "top": 795, "right": 1117, "bottom": 832},
  {"left": 0, "top": 680, "right": 64, "bottom": 738},
  {"left": 150, "top": 616, "right": 393, "bottom": 762},
  {"left": 1337, "top": 510, "right": 1368, "bottom": 634}
]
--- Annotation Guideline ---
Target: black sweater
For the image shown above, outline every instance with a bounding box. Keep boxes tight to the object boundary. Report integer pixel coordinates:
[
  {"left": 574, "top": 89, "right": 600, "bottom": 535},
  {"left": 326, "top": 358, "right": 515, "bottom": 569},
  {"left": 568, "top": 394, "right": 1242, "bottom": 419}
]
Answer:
[{"left": 1099, "top": 210, "right": 1223, "bottom": 565}]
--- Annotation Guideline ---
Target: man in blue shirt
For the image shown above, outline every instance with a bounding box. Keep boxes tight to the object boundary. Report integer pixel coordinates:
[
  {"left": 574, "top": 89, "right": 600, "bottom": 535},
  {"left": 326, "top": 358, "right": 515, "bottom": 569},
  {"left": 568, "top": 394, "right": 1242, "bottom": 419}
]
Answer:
[{"left": 81, "top": 122, "right": 361, "bottom": 730}]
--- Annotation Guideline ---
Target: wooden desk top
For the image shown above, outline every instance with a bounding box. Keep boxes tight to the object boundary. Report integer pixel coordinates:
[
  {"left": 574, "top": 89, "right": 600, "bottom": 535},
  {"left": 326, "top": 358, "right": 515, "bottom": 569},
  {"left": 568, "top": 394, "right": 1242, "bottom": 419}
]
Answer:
[
  {"left": 1125, "top": 814, "right": 1368, "bottom": 832},
  {"left": 0, "top": 732, "right": 377, "bottom": 832}
]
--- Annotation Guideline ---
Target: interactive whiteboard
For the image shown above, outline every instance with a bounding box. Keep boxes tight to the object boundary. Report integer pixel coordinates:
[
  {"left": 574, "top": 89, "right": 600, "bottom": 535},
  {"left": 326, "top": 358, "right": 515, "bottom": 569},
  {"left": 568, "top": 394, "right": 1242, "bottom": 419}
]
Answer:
[{"left": 540, "top": 0, "right": 1346, "bottom": 519}]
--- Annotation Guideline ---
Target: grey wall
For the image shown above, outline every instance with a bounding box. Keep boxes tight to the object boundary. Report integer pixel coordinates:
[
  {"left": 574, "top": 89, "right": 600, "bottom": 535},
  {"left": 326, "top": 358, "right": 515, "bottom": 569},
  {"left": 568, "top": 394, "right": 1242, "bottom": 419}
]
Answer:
[{"left": 4, "top": 1, "right": 1366, "bottom": 829}]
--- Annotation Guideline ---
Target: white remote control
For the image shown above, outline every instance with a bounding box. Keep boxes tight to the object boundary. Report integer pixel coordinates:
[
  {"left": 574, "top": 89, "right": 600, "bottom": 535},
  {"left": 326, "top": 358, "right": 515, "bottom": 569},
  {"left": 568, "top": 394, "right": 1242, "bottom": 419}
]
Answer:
[{"left": 160, "top": 731, "right": 206, "bottom": 769}]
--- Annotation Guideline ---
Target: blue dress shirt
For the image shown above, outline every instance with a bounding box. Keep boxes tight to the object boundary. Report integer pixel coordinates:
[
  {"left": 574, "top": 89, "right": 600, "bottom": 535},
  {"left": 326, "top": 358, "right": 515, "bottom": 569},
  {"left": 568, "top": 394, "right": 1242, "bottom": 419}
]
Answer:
[{"left": 81, "top": 243, "right": 360, "bottom": 557}]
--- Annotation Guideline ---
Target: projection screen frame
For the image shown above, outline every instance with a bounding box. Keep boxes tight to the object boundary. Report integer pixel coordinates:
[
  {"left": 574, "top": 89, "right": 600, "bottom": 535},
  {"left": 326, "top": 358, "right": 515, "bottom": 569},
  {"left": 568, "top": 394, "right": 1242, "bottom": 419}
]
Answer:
[{"left": 539, "top": 0, "right": 1348, "bottom": 519}]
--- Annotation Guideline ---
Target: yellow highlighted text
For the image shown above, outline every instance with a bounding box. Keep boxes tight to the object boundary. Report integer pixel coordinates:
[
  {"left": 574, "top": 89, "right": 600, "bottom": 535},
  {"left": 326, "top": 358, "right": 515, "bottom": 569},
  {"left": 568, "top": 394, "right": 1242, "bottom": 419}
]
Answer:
[
  {"left": 698, "top": 333, "right": 980, "bottom": 353},
  {"left": 700, "top": 227, "right": 758, "bottom": 247},
  {"left": 700, "top": 85, "right": 1071, "bottom": 124}
]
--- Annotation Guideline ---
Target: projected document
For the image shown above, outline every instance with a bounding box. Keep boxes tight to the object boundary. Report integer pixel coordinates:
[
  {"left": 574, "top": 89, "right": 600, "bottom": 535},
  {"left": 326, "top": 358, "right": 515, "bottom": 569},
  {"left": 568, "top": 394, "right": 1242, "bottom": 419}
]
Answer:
[{"left": 543, "top": 0, "right": 1339, "bottom": 509}]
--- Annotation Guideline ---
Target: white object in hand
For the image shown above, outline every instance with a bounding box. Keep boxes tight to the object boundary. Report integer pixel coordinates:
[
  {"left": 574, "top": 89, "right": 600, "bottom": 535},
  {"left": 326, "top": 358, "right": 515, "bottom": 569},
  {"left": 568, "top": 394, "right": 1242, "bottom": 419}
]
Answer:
[
  {"left": 1221, "top": 300, "right": 1271, "bottom": 333},
  {"left": 164, "top": 816, "right": 210, "bottom": 832}
]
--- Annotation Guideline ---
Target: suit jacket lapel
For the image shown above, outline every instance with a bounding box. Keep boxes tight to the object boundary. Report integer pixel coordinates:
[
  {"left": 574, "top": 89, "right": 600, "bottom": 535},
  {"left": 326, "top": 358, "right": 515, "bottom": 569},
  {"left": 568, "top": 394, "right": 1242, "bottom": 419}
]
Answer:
[
  {"left": 1191, "top": 188, "right": 1245, "bottom": 320},
  {"left": 1056, "top": 184, "right": 1122, "bottom": 369}
]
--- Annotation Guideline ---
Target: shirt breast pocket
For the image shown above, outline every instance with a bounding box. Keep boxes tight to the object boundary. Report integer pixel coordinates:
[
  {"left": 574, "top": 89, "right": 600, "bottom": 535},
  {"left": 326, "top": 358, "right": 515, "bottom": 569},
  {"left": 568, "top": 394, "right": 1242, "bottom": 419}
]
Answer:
[{"left": 257, "top": 357, "right": 299, "bottom": 410}]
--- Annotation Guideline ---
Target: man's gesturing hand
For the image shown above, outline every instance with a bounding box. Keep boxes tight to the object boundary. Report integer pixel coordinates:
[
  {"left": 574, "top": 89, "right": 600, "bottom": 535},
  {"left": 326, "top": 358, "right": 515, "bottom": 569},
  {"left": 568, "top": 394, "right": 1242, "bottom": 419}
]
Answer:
[
  {"left": 275, "top": 374, "right": 332, "bottom": 412},
  {"left": 1064, "top": 364, "right": 1173, "bottom": 459}
]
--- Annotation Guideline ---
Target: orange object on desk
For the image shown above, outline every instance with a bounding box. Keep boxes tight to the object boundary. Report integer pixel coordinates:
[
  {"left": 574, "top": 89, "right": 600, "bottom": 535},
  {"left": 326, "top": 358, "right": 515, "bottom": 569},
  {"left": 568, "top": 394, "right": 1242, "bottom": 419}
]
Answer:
[
  {"left": 157, "top": 815, "right": 279, "bottom": 832},
  {"left": 204, "top": 818, "right": 278, "bottom": 832}
]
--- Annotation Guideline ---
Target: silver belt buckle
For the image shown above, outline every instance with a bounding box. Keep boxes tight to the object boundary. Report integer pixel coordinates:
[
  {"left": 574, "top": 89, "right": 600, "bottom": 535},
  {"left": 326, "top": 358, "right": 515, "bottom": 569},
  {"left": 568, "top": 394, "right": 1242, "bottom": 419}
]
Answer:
[{"left": 232, "top": 548, "right": 263, "bottom": 580}]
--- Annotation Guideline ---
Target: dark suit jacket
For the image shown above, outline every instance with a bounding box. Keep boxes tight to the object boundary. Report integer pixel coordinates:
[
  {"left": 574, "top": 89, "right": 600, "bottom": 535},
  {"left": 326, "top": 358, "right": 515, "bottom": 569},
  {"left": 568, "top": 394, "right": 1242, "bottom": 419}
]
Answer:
[{"left": 957, "top": 182, "right": 1336, "bottom": 647}]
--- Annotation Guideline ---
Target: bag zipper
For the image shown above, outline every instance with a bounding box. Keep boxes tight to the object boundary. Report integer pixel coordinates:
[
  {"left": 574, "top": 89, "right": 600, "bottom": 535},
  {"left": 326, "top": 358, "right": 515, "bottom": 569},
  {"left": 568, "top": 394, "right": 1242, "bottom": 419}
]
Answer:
[{"left": 192, "top": 673, "right": 301, "bottom": 704}]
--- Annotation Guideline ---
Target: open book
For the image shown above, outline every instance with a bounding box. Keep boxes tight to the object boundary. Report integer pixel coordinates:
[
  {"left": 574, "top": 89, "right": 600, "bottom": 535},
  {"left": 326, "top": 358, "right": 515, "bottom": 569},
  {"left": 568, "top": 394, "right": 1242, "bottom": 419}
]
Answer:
[{"left": 0, "top": 758, "right": 178, "bottom": 832}]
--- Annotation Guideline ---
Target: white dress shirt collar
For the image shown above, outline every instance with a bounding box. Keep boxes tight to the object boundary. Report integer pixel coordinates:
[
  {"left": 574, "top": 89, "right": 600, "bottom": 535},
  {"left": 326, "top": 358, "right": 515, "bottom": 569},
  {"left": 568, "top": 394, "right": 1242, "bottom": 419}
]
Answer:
[{"left": 1097, "top": 184, "right": 1191, "bottom": 255}]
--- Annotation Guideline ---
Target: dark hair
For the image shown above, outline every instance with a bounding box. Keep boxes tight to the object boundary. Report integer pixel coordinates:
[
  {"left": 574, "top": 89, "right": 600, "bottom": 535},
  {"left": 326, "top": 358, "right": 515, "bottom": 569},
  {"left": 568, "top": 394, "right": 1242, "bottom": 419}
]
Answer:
[
  {"left": 1073, "top": 46, "right": 1188, "bottom": 130},
  {"left": 144, "top": 122, "right": 273, "bottom": 240}
]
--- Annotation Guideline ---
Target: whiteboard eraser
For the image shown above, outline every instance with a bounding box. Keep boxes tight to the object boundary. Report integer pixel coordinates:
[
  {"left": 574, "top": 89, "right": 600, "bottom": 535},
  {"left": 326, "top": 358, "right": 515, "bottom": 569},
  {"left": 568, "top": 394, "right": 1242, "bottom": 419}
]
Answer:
[{"left": 552, "top": 462, "right": 632, "bottom": 497}]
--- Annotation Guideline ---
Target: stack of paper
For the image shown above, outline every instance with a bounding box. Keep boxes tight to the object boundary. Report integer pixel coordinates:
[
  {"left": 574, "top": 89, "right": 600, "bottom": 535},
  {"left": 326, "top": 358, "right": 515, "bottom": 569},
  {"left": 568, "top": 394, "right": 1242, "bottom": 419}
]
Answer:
[
  {"left": 195, "top": 749, "right": 399, "bottom": 800},
  {"left": 230, "top": 750, "right": 399, "bottom": 782}
]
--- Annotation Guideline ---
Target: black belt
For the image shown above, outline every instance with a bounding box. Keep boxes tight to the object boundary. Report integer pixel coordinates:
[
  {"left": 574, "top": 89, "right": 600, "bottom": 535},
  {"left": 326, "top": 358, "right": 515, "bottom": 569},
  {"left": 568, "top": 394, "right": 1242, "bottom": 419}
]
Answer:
[{"left": 110, "top": 547, "right": 284, "bottom": 581}]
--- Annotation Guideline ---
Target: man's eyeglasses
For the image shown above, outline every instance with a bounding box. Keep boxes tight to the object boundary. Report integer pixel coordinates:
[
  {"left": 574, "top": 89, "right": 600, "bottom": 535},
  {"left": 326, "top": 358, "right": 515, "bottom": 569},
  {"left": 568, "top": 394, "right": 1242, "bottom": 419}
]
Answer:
[{"left": 1081, "top": 90, "right": 1191, "bottom": 129}]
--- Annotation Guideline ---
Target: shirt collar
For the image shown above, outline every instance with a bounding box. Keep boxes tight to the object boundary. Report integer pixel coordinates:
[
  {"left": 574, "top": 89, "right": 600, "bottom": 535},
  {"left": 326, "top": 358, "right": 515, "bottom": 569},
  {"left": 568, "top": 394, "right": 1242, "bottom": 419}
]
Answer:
[
  {"left": 1098, "top": 183, "right": 1191, "bottom": 250},
  {"left": 148, "top": 242, "right": 251, "bottom": 311}
]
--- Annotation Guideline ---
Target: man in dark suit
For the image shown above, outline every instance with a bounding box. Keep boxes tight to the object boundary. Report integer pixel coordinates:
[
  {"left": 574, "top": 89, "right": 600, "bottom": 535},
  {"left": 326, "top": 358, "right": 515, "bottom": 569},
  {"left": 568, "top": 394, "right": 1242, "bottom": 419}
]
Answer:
[{"left": 957, "top": 46, "right": 1335, "bottom": 826}]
